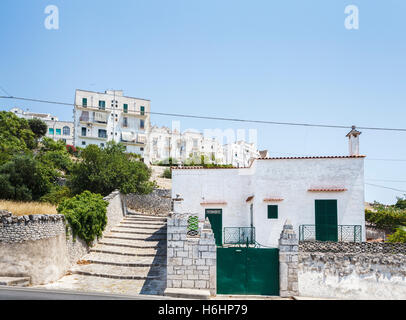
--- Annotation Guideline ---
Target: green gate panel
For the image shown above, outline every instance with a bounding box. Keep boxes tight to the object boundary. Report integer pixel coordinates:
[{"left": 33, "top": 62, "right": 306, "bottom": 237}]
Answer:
[
  {"left": 217, "top": 247, "right": 246, "bottom": 294},
  {"left": 315, "top": 200, "right": 338, "bottom": 241},
  {"left": 205, "top": 209, "right": 222, "bottom": 246},
  {"left": 217, "top": 247, "right": 279, "bottom": 296},
  {"left": 246, "top": 248, "right": 279, "bottom": 296}
]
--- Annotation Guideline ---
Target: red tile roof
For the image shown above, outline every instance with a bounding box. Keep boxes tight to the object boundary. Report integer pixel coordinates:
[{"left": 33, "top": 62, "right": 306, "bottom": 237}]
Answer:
[
  {"left": 263, "top": 198, "right": 284, "bottom": 202},
  {"left": 171, "top": 155, "right": 365, "bottom": 170},
  {"left": 308, "top": 188, "right": 347, "bottom": 192}
]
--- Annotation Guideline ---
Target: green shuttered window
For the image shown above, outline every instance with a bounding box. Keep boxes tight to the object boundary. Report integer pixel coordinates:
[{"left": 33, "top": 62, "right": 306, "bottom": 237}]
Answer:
[{"left": 267, "top": 205, "right": 278, "bottom": 219}]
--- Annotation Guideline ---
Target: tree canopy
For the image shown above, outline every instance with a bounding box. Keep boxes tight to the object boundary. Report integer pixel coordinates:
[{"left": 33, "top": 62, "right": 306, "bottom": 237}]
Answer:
[{"left": 68, "top": 141, "right": 154, "bottom": 196}]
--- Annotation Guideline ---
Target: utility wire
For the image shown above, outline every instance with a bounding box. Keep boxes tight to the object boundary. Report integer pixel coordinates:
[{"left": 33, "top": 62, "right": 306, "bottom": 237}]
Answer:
[
  {"left": 365, "top": 183, "right": 406, "bottom": 193},
  {"left": 0, "top": 86, "right": 11, "bottom": 97},
  {"left": 2, "top": 95, "right": 406, "bottom": 132}
]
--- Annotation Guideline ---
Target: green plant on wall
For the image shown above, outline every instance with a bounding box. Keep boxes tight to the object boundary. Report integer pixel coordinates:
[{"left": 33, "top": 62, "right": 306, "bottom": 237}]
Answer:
[{"left": 57, "top": 191, "right": 108, "bottom": 245}]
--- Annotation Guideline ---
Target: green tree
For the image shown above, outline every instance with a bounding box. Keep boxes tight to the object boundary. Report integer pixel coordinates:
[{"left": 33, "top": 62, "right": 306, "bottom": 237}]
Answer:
[
  {"left": 68, "top": 141, "right": 154, "bottom": 196},
  {"left": 57, "top": 191, "right": 108, "bottom": 245},
  {"left": 0, "top": 111, "right": 36, "bottom": 164},
  {"left": 28, "top": 118, "right": 47, "bottom": 140},
  {"left": 387, "top": 227, "right": 406, "bottom": 243},
  {"left": 395, "top": 196, "right": 406, "bottom": 210},
  {"left": 0, "top": 154, "right": 58, "bottom": 201}
]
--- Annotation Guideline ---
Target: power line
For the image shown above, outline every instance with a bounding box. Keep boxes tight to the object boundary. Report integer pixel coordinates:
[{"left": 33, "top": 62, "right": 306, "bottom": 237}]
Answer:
[
  {"left": 366, "top": 179, "right": 406, "bottom": 183},
  {"left": 365, "top": 183, "right": 406, "bottom": 193},
  {"left": 2, "top": 95, "right": 406, "bottom": 132},
  {"left": 0, "top": 86, "right": 11, "bottom": 97}
]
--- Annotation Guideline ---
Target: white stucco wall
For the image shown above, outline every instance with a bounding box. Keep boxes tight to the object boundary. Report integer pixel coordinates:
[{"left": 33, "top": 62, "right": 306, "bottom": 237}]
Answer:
[{"left": 172, "top": 157, "right": 365, "bottom": 247}]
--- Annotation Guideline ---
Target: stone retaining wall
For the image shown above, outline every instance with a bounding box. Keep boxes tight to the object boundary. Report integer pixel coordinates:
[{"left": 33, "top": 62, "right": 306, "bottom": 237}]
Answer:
[
  {"left": 0, "top": 190, "right": 126, "bottom": 285},
  {"left": 126, "top": 189, "right": 171, "bottom": 215},
  {"left": 298, "top": 241, "right": 406, "bottom": 299},
  {"left": 166, "top": 213, "right": 217, "bottom": 295}
]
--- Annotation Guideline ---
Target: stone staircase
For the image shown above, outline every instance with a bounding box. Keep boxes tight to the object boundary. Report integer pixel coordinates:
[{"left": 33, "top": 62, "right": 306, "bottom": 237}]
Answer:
[{"left": 69, "top": 212, "right": 168, "bottom": 295}]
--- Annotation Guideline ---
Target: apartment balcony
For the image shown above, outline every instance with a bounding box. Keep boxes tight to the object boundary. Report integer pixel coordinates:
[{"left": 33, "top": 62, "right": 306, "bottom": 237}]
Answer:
[
  {"left": 78, "top": 135, "right": 107, "bottom": 141},
  {"left": 76, "top": 105, "right": 110, "bottom": 113}
]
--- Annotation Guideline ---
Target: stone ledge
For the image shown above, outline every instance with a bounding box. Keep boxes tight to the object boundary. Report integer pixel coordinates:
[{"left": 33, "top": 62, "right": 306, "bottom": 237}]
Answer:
[{"left": 164, "top": 287, "right": 211, "bottom": 299}]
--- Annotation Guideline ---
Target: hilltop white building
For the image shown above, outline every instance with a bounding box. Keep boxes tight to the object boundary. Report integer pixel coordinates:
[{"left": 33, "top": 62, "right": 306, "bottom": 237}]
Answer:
[
  {"left": 73, "top": 89, "right": 150, "bottom": 161},
  {"left": 172, "top": 127, "right": 366, "bottom": 247},
  {"left": 148, "top": 126, "right": 261, "bottom": 166},
  {"left": 9, "top": 107, "right": 74, "bottom": 145}
]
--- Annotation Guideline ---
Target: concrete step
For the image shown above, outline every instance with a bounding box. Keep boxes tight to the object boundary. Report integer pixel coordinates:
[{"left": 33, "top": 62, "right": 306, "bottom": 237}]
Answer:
[
  {"left": 125, "top": 214, "right": 167, "bottom": 222},
  {"left": 82, "top": 252, "right": 166, "bottom": 267},
  {"left": 118, "top": 223, "right": 167, "bottom": 230},
  {"left": 164, "top": 288, "right": 211, "bottom": 300},
  {"left": 91, "top": 244, "right": 166, "bottom": 256},
  {"left": 111, "top": 227, "right": 167, "bottom": 235},
  {"left": 70, "top": 263, "right": 166, "bottom": 280},
  {"left": 38, "top": 274, "right": 167, "bottom": 296},
  {"left": 0, "top": 276, "right": 31, "bottom": 287},
  {"left": 120, "top": 220, "right": 166, "bottom": 226},
  {"left": 98, "top": 238, "right": 164, "bottom": 249},
  {"left": 105, "top": 232, "right": 166, "bottom": 241}
]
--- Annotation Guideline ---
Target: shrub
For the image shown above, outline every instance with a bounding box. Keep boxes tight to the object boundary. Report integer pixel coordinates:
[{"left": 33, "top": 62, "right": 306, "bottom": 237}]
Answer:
[
  {"left": 387, "top": 228, "right": 406, "bottom": 243},
  {"left": 40, "top": 186, "right": 72, "bottom": 205},
  {"left": 0, "top": 154, "right": 58, "bottom": 201},
  {"left": 28, "top": 118, "right": 47, "bottom": 140},
  {"left": 66, "top": 145, "right": 77, "bottom": 155},
  {"left": 365, "top": 207, "right": 406, "bottom": 232},
  {"left": 69, "top": 141, "right": 154, "bottom": 196},
  {"left": 162, "top": 168, "right": 172, "bottom": 179},
  {"left": 57, "top": 191, "right": 108, "bottom": 245}
]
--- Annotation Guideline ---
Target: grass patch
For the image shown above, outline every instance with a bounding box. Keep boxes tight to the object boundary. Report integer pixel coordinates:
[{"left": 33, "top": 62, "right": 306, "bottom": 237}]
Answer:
[{"left": 0, "top": 200, "right": 57, "bottom": 216}]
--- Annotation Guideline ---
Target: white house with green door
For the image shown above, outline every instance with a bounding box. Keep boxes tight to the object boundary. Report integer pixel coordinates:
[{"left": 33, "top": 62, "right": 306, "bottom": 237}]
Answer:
[{"left": 171, "top": 127, "right": 365, "bottom": 247}]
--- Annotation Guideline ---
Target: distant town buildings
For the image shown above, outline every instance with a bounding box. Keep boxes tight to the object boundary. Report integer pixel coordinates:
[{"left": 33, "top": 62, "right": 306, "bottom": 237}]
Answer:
[
  {"left": 9, "top": 107, "right": 74, "bottom": 145},
  {"left": 148, "top": 125, "right": 261, "bottom": 167},
  {"left": 8, "top": 90, "right": 264, "bottom": 166},
  {"left": 73, "top": 89, "right": 151, "bottom": 161}
]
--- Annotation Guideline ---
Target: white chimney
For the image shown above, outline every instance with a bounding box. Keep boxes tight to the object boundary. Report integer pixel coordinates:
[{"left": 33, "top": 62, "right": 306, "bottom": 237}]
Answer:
[{"left": 346, "top": 125, "right": 361, "bottom": 156}]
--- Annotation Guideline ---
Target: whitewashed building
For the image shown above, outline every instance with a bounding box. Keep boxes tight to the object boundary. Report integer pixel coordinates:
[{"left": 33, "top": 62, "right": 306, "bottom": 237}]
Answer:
[
  {"left": 9, "top": 107, "right": 74, "bottom": 145},
  {"left": 223, "top": 140, "right": 260, "bottom": 167},
  {"left": 74, "top": 89, "right": 150, "bottom": 161},
  {"left": 172, "top": 127, "right": 365, "bottom": 247},
  {"left": 148, "top": 126, "right": 262, "bottom": 166}
]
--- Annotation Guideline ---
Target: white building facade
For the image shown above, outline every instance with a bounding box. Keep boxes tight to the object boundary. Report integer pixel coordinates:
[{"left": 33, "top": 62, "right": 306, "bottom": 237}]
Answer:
[
  {"left": 9, "top": 107, "right": 74, "bottom": 145},
  {"left": 74, "top": 89, "right": 150, "bottom": 161},
  {"left": 172, "top": 131, "right": 366, "bottom": 247},
  {"left": 148, "top": 126, "right": 261, "bottom": 166}
]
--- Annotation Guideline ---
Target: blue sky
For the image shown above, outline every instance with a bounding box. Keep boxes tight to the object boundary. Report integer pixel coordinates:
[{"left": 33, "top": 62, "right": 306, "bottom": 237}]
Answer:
[{"left": 1, "top": 0, "right": 405, "bottom": 204}]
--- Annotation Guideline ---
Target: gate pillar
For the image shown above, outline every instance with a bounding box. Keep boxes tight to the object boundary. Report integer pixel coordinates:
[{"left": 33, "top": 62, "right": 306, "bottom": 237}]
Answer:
[{"left": 278, "top": 219, "right": 299, "bottom": 298}]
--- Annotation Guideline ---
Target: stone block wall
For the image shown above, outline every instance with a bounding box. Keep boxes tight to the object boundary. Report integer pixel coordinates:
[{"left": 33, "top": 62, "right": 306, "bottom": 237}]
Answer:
[
  {"left": 0, "top": 190, "right": 127, "bottom": 285},
  {"left": 126, "top": 188, "right": 171, "bottom": 215},
  {"left": 166, "top": 213, "right": 217, "bottom": 295},
  {"left": 298, "top": 241, "right": 406, "bottom": 299}
]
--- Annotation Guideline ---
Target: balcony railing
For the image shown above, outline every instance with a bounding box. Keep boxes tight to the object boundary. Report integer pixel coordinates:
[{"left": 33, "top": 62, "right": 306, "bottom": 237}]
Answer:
[
  {"left": 224, "top": 227, "right": 255, "bottom": 245},
  {"left": 299, "top": 224, "right": 362, "bottom": 242}
]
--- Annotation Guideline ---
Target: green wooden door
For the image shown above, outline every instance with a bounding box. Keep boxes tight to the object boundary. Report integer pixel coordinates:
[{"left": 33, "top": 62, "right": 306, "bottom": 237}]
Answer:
[
  {"left": 205, "top": 209, "right": 222, "bottom": 246},
  {"left": 217, "top": 247, "right": 279, "bottom": 296},
  {"left": 315, "top": 200, "right": 338, "bottom": 241}
]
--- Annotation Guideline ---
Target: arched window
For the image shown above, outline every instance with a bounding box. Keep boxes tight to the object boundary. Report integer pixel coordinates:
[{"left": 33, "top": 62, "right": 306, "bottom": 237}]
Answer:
[{"left": 63, "top": 126, "right": 70, "bottom": 136}]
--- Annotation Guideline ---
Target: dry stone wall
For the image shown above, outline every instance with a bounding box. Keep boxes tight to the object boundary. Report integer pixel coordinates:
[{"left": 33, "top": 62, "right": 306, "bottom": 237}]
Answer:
[
  {"left": 126, "top": 189, "right": 171, "bottom": 215},
  {"left": 298, "top": 241, "right": 406, "bottom": 299},
  {"left": 0, "top": 190, "right": 126, "bottom": 285}
]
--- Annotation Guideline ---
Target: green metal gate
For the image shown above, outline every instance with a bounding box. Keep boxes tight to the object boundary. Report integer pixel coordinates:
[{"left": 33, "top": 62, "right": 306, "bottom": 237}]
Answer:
[{"left": 217, "top": 246, "right": 279, "bottom": 296}]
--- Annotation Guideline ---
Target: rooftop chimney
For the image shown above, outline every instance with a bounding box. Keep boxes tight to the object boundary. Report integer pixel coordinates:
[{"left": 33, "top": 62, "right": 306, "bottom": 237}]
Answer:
[{"left": 346, "top": 125, "right": 361, "bottom": 156}]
